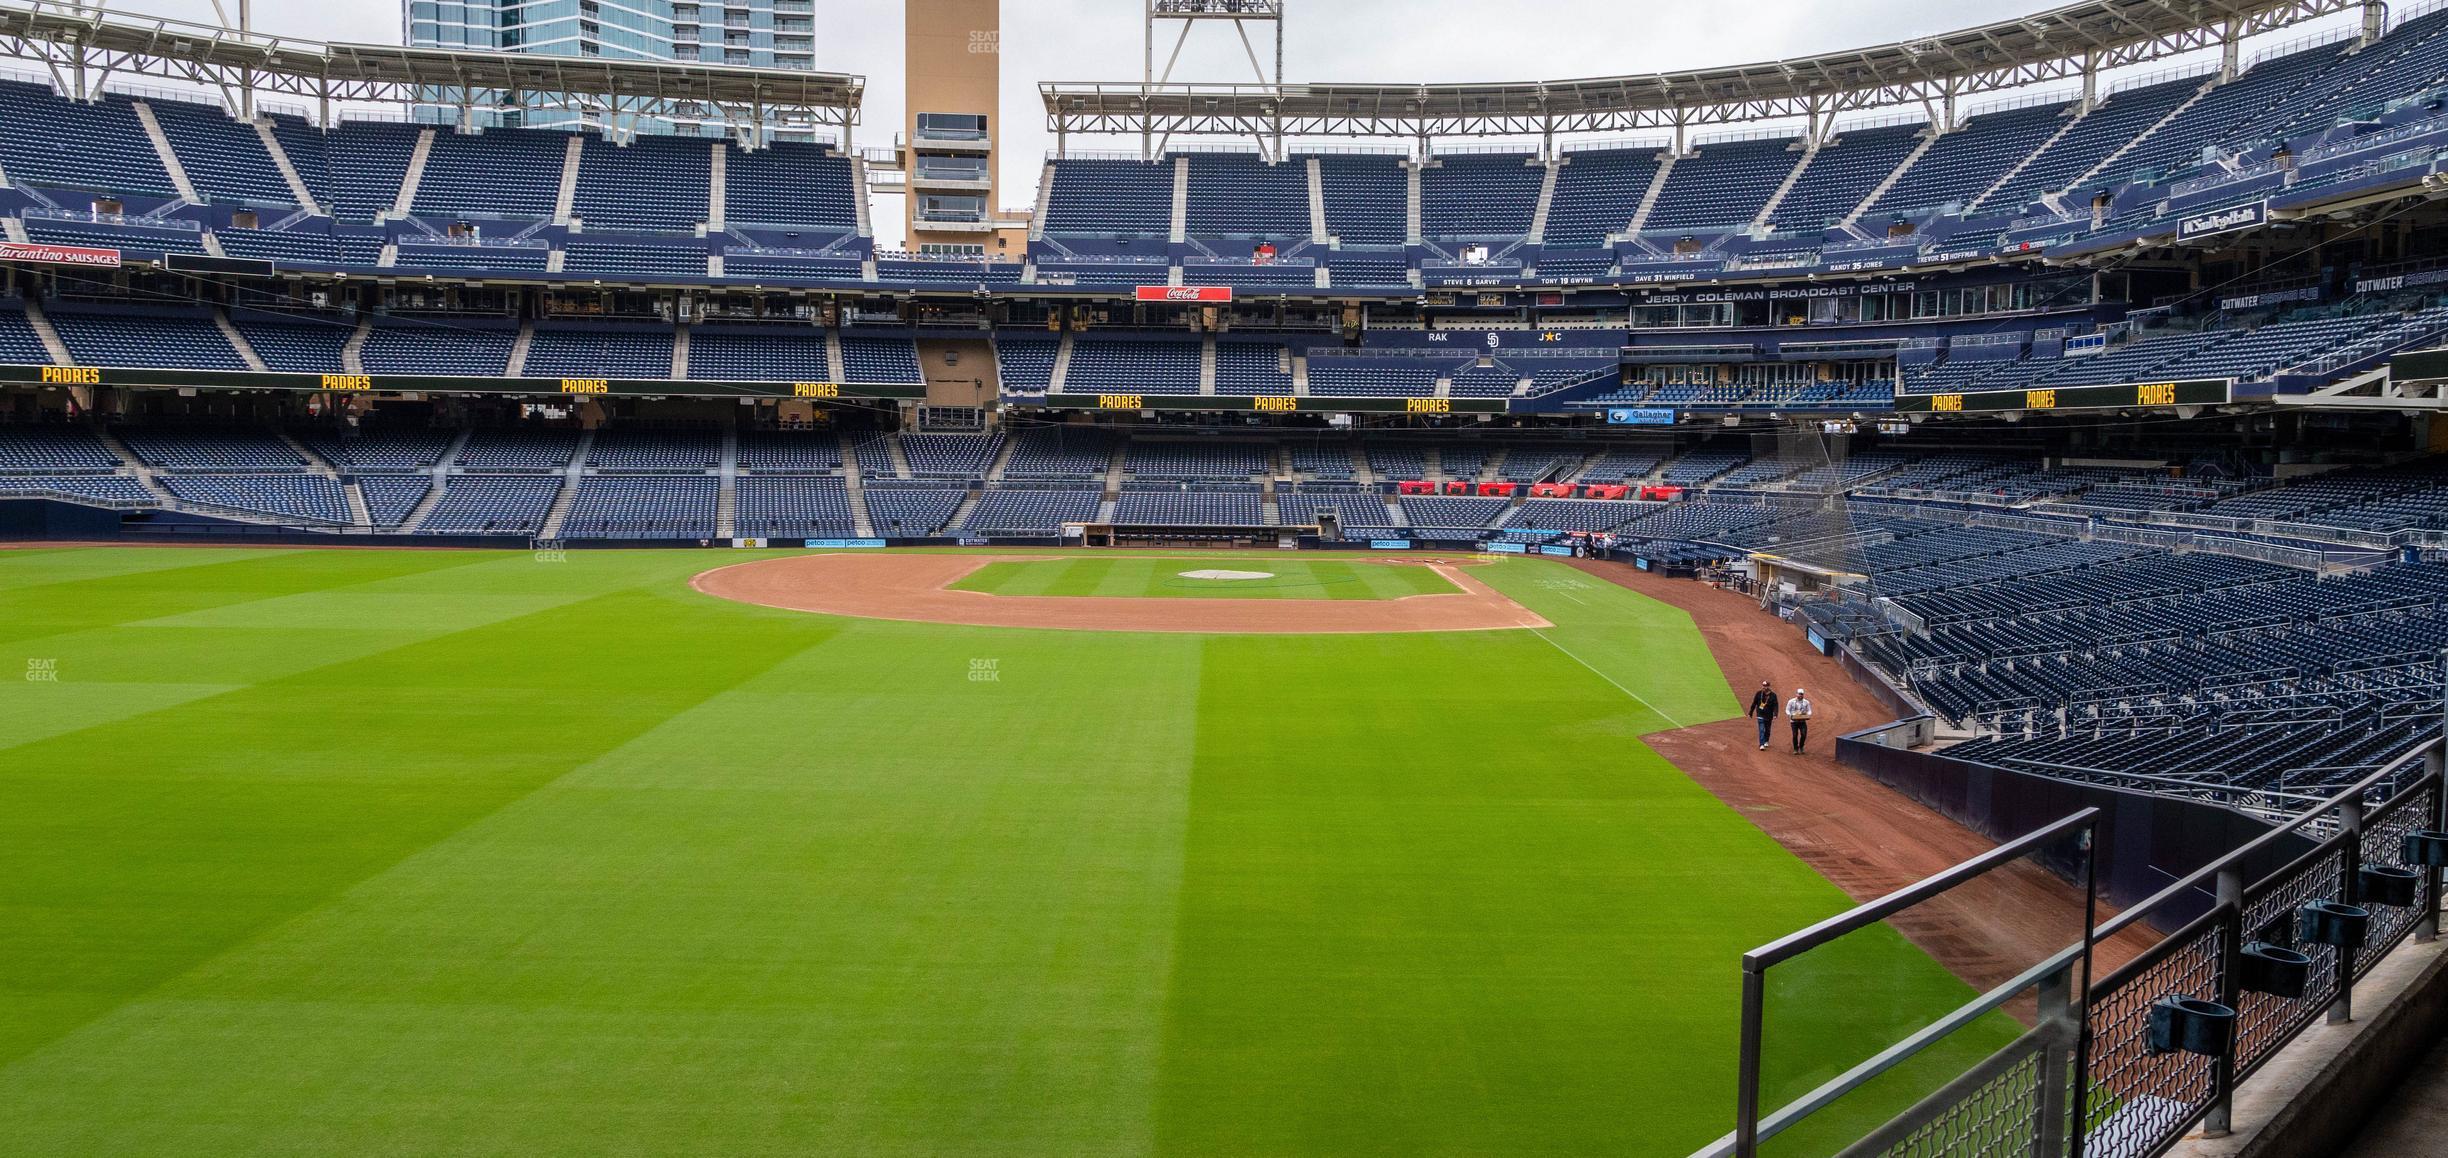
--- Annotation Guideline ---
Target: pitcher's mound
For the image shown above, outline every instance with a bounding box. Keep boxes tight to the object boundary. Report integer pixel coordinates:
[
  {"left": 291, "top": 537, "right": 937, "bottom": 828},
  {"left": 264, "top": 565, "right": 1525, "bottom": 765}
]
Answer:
[
  {"left": 1179, "top": 569, "right": 1274, "bottom": 580},
  {"left": 694, "top": 553, "right": 1551, "bottom": 634}
]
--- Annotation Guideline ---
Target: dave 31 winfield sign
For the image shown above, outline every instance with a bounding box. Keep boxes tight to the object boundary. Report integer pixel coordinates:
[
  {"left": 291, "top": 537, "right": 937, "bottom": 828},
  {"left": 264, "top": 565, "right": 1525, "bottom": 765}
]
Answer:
[
  {"left": 0, "top": 241, "right": 122, "bottom": 268},
  {"left": 1134, "top": 285, "right": 1233, "bottom": 302}
]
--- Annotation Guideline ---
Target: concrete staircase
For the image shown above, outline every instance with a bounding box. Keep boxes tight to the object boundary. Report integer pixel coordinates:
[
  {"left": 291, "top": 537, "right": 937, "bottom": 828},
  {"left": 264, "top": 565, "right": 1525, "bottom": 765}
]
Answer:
[
  {"left": 714, "top": 429, "right": 738, "bottom": 538},
  {"left": 342, "top": 480, "right": 373, "bottom": 531},
  {"left": 536, "top": 429, "right": 594, "bottom": 539},
  {"left": 23, "top": 300, "right": 72, "bottom": 366},
  {"left": 1965, "top": 109, "right": 2088, "bottom": 215},
  {"left": 706, "top": 140, "right": 728, "bottom": 231},
  {"left": 507, "top": 322, "right": 536, "bottom": 377},
  {"left": 1404, "top": 162, "right": 1424, "bottom": 245},
  {"left": 671, "top": 324, "right": 691, "bottom": 380},
  {"left": 849, "top": 153, "right": 874, "bottom": 237},
  {"left": 981, "top": 432, "right": 1020, "bottom": 483},
  {"left": 1199, "top": 334, "right": 1218, "bottom": 395},
  {"left": 1170, "top": 154, "right": 1190, "bottom": 243},
  {"left": 841, "top": 433, "right": 876, "bottom": 537},
  {"left": 1306, "top": 156, "right": 1329, "bottom": 244},
  {"left": 257, "top": 120, "right": 320, "bottom": 211},
  {"left": 1291, "top": 354, "right": 1310, "bottom": 397},
  {"left": 1102, "top": 441, "right": 1129, "bottom": 500},
  {"left": 553, "top": 134, "right": 584, "bottom": 224},
  {"left": 2055, "top": 76, "right": 2219, "bottom": 200},
  {"left": 1028, "top": 162, "right": 1056, "bottom": 240},
  {"left": 129, "top": 101, "right": 202, "bottom": 204},
  {"left": 1749, "top": 139, "right": 1821, "bottom": 233},
  {"left": 91, "top": 426, "right": 175, "bottom": 507},
  {"left": 341, "top": 316, "right": 373, "bottom": 374},
  {"left": 1842, "top": 130, "right": 1940, "bottom": 227},
  {"left": 214, "top": 309, "right": 268, "bottom": 371},
  {"left": 1050, "top": 332, "right": 1075, "bottom": 393},
  {"left": 1627, "top": 152, "right": 1678, "bottom": 233},
  {"left": 391, "top": 129, "right": 436, "bottom": 219},
  {"left": 398, "top": 475, "right": 449, "bottom": 533},
  {"left": 1527, "top": 158, "right": 1560, "bottom": 244}
]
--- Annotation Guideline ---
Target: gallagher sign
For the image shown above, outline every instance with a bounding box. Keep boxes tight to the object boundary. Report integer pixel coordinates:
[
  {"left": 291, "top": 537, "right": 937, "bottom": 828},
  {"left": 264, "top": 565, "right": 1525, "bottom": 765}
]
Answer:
[
  {"left": 0, "top": 241, "right": 122, "bottom": 268},
  {"left": 2177, "top": 202, "right": 2266, "bottom": 242},
  {"left": 1135, "top": 285, "right": 1233, "bottom": 302}
]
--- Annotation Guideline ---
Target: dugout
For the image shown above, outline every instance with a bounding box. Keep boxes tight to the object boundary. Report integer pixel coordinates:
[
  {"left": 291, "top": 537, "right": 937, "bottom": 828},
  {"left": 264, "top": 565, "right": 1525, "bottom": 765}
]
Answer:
[
  {"left": 1748, "top": 552, "right": 1868, "bottom": 609},
  {"left": 1068, "top": 522, "right": 1317, "bottom": 548}
]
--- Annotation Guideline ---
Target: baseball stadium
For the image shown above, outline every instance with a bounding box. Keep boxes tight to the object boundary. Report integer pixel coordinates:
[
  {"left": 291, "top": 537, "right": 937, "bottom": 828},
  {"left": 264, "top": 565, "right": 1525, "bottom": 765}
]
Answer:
[{"left": 3, "top": 0, "right": 2448, "bottom": 1154}]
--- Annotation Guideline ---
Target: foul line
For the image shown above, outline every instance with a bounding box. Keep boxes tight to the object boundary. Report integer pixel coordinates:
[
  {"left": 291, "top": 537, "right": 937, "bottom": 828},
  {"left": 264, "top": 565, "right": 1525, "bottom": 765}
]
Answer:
[{"left": 1530, "top": 627, "right": 1685, "bottom": 730}]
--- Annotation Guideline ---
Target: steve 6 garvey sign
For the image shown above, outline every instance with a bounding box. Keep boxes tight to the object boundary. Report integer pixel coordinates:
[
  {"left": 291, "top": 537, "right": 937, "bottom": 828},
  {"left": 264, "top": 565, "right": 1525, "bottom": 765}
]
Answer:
[
  {"left": 1134, "top": 285, "right": 1233, "bottom": 302},
  {"left": 0, "top": 241, "right": 122, "bottom": 268}
]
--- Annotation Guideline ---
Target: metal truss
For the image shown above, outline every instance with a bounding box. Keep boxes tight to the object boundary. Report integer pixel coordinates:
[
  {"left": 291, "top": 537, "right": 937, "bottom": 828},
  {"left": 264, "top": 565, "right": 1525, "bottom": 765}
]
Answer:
[
  {"left": 0, "top": 0, "right": 861, "bottom": 137},
  {"left": 1045, "top": 0, "right": 2369, "bottom": 152}
]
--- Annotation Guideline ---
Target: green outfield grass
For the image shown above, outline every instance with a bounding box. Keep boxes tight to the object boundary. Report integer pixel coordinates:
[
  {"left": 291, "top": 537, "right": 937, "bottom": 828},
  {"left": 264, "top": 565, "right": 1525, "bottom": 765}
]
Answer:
[
  {"left": 950, "top": 555, "right": 1460, "bottom": 600},
  {"left": 0, "top": 546, "right": 2002, "bottom": 1156}
]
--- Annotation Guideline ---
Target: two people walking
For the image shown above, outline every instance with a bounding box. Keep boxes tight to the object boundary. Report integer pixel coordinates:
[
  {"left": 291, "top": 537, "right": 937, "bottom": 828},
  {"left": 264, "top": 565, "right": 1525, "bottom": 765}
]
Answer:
[{"left": 1748, "top": 680, "right": 1815, "bottom": 753}]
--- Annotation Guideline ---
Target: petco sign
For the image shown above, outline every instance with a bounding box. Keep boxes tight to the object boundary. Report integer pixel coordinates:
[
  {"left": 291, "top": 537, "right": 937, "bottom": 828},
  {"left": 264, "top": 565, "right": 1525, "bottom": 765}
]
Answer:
[
  {"left": 2177, "top": 202, "right": 2266, "bottom": 242},
  {"left": 0, "top": 241, "right": 121, "bottom": 268},
  {"left": 1134, "top": 285, "right": 1233, "bottom": 302}
]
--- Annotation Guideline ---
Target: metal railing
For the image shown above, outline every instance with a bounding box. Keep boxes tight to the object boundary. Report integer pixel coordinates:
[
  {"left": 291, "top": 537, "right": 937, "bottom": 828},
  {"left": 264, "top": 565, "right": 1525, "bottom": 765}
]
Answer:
[{"left": 1706, "top": 711, "right": 2447, "bottom": 1158}]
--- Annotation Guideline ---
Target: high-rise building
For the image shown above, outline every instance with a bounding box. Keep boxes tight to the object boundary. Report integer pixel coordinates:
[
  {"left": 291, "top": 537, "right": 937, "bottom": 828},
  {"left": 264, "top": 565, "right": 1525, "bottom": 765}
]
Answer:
[{"left": 404, "top": 0, "right": 820, "bottom": 133}]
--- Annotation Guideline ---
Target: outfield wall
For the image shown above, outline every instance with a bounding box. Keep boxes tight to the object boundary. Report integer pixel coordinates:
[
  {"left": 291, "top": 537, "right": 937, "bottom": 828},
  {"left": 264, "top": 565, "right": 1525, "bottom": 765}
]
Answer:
[{"left": 1837, "top": 722, "right": 2312, "bottom": 927}]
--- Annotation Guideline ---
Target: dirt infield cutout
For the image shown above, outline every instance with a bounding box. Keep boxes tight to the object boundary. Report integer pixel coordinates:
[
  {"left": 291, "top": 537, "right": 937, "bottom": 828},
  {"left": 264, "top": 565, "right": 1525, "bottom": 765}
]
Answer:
[{"left": 694, "top": 552, "right": 1552, "bottom": 634}]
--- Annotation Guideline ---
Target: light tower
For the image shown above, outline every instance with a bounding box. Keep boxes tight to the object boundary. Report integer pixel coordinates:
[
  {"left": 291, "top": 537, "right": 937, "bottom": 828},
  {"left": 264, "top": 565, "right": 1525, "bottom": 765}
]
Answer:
[{"left": 1141, "top": 0, "right": 1286, "bottom": 160}]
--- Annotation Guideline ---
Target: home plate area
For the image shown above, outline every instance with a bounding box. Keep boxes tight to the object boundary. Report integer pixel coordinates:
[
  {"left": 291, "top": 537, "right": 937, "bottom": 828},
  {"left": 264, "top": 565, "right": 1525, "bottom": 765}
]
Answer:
[{"left": 693, "top": 553, "right": 1553, "bottom": 633}]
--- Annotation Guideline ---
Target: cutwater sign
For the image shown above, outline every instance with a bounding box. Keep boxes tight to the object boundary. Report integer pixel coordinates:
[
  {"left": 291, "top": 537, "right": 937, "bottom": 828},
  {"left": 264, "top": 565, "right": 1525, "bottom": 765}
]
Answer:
[
  {"left": 1605, "top": 407, "right": 1677, "bottom": 425},
  {"left": 2177, "top": 202, "right": 2266, "bottom": 242}
]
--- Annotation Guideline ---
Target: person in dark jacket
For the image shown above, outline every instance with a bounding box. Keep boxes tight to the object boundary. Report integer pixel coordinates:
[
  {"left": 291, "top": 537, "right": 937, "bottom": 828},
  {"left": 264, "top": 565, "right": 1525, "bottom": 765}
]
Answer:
[{"left": 1748, "top": 681, "right": 1778, "bottom": 751}]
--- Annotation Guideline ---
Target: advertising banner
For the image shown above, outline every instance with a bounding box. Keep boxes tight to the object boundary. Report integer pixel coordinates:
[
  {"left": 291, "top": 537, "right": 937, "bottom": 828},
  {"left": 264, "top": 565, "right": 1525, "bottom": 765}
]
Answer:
[
  {"left": 0, "top": 241, "right": 122, "bottom": 268},
  {"left": 1134, "top": 285, "right": 1233, "bottom": 302}
]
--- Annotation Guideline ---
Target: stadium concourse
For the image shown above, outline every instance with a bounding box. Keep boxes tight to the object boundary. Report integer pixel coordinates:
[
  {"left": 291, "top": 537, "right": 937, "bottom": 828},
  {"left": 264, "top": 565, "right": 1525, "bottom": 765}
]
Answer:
[{"left": 9, "top": 0, "right": 2448, "bottom": 1153}]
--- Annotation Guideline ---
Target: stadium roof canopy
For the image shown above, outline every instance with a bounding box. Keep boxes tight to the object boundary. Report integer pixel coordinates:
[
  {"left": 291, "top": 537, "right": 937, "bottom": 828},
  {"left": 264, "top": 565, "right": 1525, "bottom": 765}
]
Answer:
[
  {"left": 1043, "top": 0, "right": 2369, "bottom": 147},
  {"left": 0, "top": 0, "right": 862, "bottom": 133}
]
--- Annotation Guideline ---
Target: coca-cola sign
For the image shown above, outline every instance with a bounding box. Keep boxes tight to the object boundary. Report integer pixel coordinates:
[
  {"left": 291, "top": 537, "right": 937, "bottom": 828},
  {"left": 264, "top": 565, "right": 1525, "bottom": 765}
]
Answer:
[
  {"left": 1134, "top": 285, "right": 1233, "bottom": 302},
  {"left": 0, "top": 241, "right": 122, "bottom": 268}
]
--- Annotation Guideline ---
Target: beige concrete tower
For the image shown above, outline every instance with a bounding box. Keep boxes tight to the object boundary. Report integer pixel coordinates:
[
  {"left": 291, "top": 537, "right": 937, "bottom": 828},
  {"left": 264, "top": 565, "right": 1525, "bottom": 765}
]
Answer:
[{"left": 904, "top": 0, "right": 1022, "bottom": 255}]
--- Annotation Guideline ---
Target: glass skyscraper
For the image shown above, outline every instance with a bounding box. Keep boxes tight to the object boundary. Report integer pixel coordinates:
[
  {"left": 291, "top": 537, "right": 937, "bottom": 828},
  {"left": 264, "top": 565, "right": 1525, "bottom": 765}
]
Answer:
[{"left": 404, "top": 0, "right": 820, "bottom": 132}]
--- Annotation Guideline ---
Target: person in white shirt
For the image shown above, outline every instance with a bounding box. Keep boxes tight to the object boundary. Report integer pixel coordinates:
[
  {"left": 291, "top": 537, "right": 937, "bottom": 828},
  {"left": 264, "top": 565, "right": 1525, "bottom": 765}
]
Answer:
[{"left": 1786, "top": 689, "right": 1815, "bottom": 754}]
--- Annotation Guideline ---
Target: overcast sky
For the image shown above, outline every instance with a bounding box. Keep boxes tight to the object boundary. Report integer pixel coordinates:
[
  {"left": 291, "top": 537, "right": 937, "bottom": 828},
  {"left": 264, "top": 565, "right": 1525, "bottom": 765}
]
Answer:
[{"left": 90, "top": 0, "right": 2358, "bottom": 245}]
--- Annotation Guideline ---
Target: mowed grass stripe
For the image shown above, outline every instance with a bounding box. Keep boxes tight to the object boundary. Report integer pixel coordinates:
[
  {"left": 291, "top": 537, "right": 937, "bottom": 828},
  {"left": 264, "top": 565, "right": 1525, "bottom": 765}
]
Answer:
[
  {"left": 0, "top": 556, "right": 821, "bottom": 1074},
  {"left": 0, "top": 616, "right": 1206, "bottom": 1156},
  {"left": 1151, "top": 627, "right": 1834, "bottom": 1155}
]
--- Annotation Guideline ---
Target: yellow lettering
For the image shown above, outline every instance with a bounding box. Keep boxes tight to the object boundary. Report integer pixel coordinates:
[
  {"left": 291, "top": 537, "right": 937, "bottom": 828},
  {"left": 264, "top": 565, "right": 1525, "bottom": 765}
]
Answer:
[
  {"left": 2026, "top": 389, "right": 2057, "bottom": 410},
  {"left": 1097, "top": 394, "right": 1145, "bottom": 410},
  {"left": 1931, "top": 394, "right": 1963, "bottom": 412},
  {"left": 1252, "top": 395, "right": 1297, "bottom": 413},
  {"left": 791, "top": 382, "right": 841, "bottom": 399},
  {"left": 559, "top": 378, "right": 610, "bottom": 395},
  {"left": 1405, "top": 397, "right": 1453, "bottom": 414},
  {"left": 40, "top": 366, "right": 102, "bottom": 385},
  {"left": 318, "top": 374, "right": 373, "bottom": 392},
  {"left": 2136, "top": 383, "right": 2176, "bottom": 406}
]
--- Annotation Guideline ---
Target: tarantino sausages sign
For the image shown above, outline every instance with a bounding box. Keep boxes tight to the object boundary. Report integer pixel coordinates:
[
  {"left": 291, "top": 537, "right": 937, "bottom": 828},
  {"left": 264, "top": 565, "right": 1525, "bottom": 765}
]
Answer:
[{"left": 0, "top": 241, "right": 122, "bottom": 268}]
